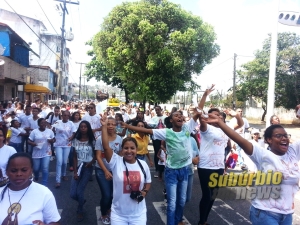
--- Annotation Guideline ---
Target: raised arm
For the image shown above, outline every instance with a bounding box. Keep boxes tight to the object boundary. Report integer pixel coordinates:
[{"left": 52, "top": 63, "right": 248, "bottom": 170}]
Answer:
[
  {"left": 198, "top": 84, "right": 215, "bottom": 110},
  {"left": 100, "top": 118, "right": 113, "bottom": 162},
  {"left": 122, "top": 122, "right": 153, "bottom": 135},
  {"left": 206, "top": 113, "right": 253, "bottom": 155},
  {"left": 224, "top": 109, "right": 244, "bottom": 130}
]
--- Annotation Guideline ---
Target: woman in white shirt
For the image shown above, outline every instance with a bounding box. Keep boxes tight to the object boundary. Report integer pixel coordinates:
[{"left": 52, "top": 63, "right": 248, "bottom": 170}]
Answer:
[
  {"left": 0, "top": 152, "right": 60, "bottom": 225},
  {"left": 53, "top": 110, "right": 76, "bottom": 188},
  {"left": 207, "top": 114, "right": 300, "bottom": 225},
  {"left": 7, "top": 120, "right": 27, "bottom": 152},
  {"left": 101, "top": 117, "right": 151, "bottom": 225},
  {"left": 70, "top": 121, "right": 95, "bottom": 222},
  {"left": 28, "top": 118, "right": 55, "bottom": 186},
  {"left": 69, "top": 111, "right": 82, "bottom": 172}
]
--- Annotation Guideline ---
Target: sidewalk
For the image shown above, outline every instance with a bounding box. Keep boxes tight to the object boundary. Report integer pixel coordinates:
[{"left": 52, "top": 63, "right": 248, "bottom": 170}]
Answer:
[{"left": 249, "top": 123, "right": 300, "bottom": 142}]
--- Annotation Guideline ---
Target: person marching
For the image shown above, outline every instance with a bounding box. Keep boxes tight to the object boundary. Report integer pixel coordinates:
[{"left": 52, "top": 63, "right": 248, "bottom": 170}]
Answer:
[
  {"left": 53, "top": 110, "right": 76, "bottom": 188},
  {"left": 95, "top": 117, "right": 122, "bottom": 224},
  {"left": 70, "top": 121, "right": 96, "bottom": 222},
  {"left": 101, "top": 116, "right": 151, "bottom": 225},
  {"left": 122, "top": 110, "right": 200, "bottom": 225}
]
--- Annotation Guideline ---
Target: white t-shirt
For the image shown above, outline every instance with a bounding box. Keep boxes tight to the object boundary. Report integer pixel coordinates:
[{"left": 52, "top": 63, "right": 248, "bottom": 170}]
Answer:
[
  {"left": 0, "top": 145, "right": 16, "bottom": 178},
  {"left": 82, "top": 114, "right": 102, "bottom": 138},
  {"left": 95, "top": 135, "right": 122, "bottom": 169},
  {"left": 15, "top": 109, "right": 24, "bottom": 117},
  {"left": 19, "top": 114, "right": 32, "bottom": 128},
  {"left": 250, "top": 142, "right": 300, "bottom": 214},
  {"left": 28, "top": 117, "right": 39, "bottom": 130},
  {"left": 152, "top": 119, "right": 197, "bottom": 169},
  {"left": 0, "top": 182, "right": 61, "bottom": 224},
  {"left": 229, "top": 117, "right": 250, "bottom": 138},
  {"left": 72, "top": 139, "right": 95, "bottom": 166},
  {"left": 73, "top": 121, "right": 81, "bottom": 131},
  {"left": 9, "top": 127, "right": 26, "bottom": 143},
  {"left": 53, "top": 120, "right": 76, "bottom": 147},
  {"left": 198, "top": 125, "right": 229, "bottom": 169},
  {"left": 29, "top": 128, "right": 54, "bottom": 158},
  {"left": 47, "top": 115, "right": 60, "bottom": 125},
  {"left": 108, "top": 153, "right": 151, "bottom": 216}
]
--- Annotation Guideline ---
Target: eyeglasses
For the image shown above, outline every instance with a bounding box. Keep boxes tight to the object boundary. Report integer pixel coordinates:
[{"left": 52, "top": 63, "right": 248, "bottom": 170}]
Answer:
[{"left": 272, "top": 134, "right": 291, "bottom": 139}]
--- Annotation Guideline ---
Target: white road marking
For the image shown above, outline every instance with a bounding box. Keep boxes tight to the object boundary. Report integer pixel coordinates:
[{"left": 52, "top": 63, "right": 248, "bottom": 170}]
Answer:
[
  {"left": 153, "top": 201, "right": 191, "bottom": 225},
  {"left": 211, "top": 199, "right": 251, "bottom": 224},
  {"left": 96, "top": 206, "right": 102, "bottom": 225}
]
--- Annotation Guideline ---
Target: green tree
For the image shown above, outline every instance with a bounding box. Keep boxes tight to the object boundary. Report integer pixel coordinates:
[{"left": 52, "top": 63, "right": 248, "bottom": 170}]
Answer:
[
  {"left": 236, "top": 32, "right": 300, "bottom": 121},
  {"left": 88, "top": 0, "right": 219, "bottom": 104}
]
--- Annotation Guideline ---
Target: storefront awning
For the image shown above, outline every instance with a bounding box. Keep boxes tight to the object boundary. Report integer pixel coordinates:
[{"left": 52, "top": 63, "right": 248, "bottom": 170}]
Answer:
[{"left": 24, "top": 84, "right": 51, "bottom": 93}]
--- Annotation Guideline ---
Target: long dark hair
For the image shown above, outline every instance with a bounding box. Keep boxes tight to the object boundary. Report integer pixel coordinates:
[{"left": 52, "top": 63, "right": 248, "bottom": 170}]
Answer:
[
  {"left": 74, "top": 121, "right": 95, "bottom": 146},
  {"left": 71, "top": 111, "right": 81, "bottom": 122},
  {"left": 1, "top": 153, "right": 33, "bottom": 201}
]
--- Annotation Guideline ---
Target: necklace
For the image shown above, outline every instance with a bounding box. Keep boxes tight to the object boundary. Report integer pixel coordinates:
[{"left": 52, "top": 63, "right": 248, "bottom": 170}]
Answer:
[{"left": 6, "top": 182, "right": 31, "bottom": 224}]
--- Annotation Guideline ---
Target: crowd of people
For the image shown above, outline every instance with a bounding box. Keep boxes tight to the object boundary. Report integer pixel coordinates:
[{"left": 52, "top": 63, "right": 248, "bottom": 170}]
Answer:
[{"left": 0, "top": 88, "right": 300, "bottom": 225}]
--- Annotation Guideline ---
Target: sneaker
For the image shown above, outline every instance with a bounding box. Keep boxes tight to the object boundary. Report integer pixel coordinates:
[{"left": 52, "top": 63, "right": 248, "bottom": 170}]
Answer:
[{"left": 101, "top": 216, "right": 110, "bottom": 225}]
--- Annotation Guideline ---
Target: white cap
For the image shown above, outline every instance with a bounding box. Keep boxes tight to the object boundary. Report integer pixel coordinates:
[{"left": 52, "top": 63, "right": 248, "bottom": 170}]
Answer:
[{"left": 251, "top": 129, "right": 260, "bottom": 134}]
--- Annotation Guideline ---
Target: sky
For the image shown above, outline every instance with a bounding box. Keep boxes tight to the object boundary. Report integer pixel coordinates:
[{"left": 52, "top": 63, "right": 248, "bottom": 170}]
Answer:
[{"left": 1, "top": 0, "right": 300, "bottom": 93}]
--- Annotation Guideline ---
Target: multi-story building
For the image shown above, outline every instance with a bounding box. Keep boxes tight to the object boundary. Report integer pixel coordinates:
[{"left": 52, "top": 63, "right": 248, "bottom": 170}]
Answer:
[{"left": 0, "top": 8, "right": 71, "bottom": 101}]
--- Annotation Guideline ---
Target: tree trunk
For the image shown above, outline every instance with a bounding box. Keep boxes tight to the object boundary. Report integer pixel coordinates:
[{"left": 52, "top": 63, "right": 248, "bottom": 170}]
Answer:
[
  {"left": 124, "top": 88, "right": 129, "bottom": 104},
  {"left": 261, "top": 105, "right": 267, "bottom": 122},
  {"left": 142, "top": 99, "right": 146, "bottom": 109}
]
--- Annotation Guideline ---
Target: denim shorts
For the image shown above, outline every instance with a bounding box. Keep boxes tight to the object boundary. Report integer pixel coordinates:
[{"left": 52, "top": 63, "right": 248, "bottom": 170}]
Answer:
[{"left": 250, "top": 205, "right": 292, "bottom": 225}]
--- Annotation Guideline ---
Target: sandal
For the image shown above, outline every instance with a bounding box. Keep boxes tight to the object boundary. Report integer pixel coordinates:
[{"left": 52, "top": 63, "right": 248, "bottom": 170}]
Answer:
[
  {"left": 77, "top": 212, "right": 84, "bottom": 222},
  {"left": 55, "top": 183, "right": 61, "bottom": 188}
]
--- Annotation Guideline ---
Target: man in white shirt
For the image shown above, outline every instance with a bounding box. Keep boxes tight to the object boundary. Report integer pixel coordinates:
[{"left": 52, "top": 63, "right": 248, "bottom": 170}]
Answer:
[
  {"left": 229, "top": 108, "right": 250, "bottom": 167},
  {"left": 82, "top": 103, "right": 102, "bottom": 139},
  {"left": 121, "top": 107, "right": 130, "bottom": 122},
  {"left": 19, "top": 105, "right": 32, "bottom": 153}
]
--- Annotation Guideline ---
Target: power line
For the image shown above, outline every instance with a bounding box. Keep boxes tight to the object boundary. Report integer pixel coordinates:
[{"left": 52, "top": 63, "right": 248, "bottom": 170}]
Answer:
[
  {"left": 200, "top": 57, "right": 233, "bottom": 75},
  {"left": 3, "top": 0, "right": 61, "bottom": 60},
  {"left": 237, "top": 55, "right": 255, "bottom": 58},
  {"left": 36, "top": 0, "right": 60, "bottom": 36}
]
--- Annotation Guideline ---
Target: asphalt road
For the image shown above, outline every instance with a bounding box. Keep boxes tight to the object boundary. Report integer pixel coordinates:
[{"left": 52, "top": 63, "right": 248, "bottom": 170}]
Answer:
[{"left": 44, "top": 123, "right": 300, "bottom": 225}]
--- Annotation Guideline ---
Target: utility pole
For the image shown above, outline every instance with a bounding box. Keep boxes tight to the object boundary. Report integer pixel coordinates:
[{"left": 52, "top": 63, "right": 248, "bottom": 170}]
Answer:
[
  {"left": 54, "top": 0, "right": 79, "bottom": 102},
  {"left": 76, "top": 62, "right": 86, "bottom": 100},
  {"left": 232, "top": 53, "right": 237, "bottom": 109}
]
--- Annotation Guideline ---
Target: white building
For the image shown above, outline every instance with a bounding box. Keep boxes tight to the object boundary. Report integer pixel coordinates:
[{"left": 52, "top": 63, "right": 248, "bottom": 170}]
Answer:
[{"left": 0, "top": 8, "right": 70, "bottom": 101}]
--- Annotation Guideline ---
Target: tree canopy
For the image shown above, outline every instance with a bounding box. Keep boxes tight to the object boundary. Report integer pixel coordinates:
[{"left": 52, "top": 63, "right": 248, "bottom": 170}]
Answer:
[
  {"left": 236, "top": 32, "right": 300, "bottom": 120},
  {"left": 86, "top": 0, "right": 219, "bottom": 103}
]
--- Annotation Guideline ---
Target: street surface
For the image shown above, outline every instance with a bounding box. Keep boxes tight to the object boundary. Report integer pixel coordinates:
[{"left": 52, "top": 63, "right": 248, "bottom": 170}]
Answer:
[{"left": 44, "top": 123, "right": 300, "bottom": 225}]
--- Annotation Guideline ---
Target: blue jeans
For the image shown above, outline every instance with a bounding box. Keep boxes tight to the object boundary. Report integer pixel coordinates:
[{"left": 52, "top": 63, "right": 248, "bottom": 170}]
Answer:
[
  {"left": 68, "top": 147, "right": 74, "bottom": 168},
  {"left": 165, "top": 166, "right": 189, "bottom": 225},
  {"left": 55, "top": 146, "right": 71, "bottom": 183},
  {"left": 33, "top": 156, "right": 50, "bottom": 186},
  {"left": 9, "top": 142, "right": 22, "bottom": 153},
  {"left": 236, "top": 144, "right": 244, "bottom": 165},
  {"left": 95, "top": 167, "right": 113, "bottom": 216},
  {"left": 70, "top": 164, "right": 93, "bottom": 213},
  {"left": 136, "top": 154, "right": 145, "bottom": 161},
  {"left": 250, "top": 205, "right": 292, "bottom": 225},
  {"left": 186, "top": 173, "right": 194, "bottom": 203}
]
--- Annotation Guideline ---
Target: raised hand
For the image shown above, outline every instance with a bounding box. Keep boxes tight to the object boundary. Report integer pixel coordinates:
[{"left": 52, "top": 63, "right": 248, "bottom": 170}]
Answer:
[
  {"left": 204, "top": 84, "right": 215, "bottom": 95},
  {"left": 100, "top": 115, "right": 107, "bottom": 126}
]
